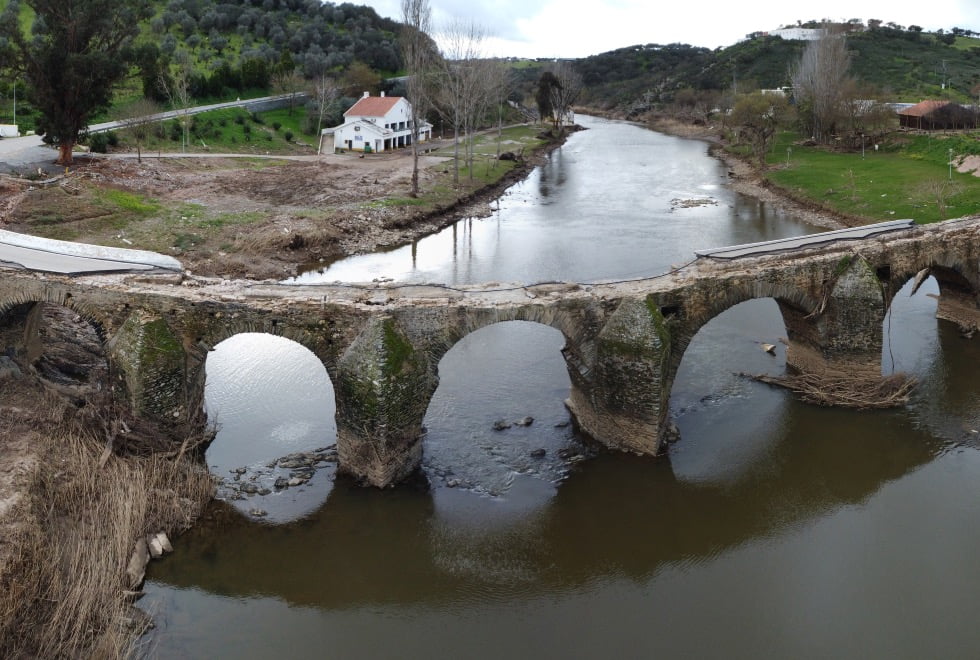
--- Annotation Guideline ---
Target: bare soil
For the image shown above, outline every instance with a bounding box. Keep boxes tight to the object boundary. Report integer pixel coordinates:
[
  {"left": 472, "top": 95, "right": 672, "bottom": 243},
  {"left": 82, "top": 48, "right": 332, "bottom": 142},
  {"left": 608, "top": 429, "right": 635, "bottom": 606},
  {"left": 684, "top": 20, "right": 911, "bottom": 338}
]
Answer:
[{"left": 0, "top": 141, "right": 552, "bottom": 280}]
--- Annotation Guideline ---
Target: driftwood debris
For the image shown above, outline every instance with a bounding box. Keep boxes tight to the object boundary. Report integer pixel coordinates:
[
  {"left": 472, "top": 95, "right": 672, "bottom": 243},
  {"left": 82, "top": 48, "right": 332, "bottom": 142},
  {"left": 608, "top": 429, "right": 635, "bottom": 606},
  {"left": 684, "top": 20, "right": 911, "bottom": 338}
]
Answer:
[{"left": 742, "top": 369, "right": 916, "bottom": 410}]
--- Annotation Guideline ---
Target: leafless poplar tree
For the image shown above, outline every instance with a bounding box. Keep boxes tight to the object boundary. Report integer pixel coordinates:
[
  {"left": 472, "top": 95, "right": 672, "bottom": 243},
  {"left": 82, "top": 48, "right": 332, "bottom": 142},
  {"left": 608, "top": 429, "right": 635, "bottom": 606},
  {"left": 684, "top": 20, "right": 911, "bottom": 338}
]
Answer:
[
  {"left": 400, "top": 0, "right": 433, "bottom": 196},
  {"left": 439, "top": 19, "right": 486, "bottom": 185},
  {"left": 116, "top": 97, "right": 162, "bottom": 163},
  {"left": 159, "top": 54, "right": 192, "bottom": 153},
  {"left": 790, "top": 26, "right": 853, "bottom": 143},
  {"left": 546, "top": 61, "right": 582, "bottom": 134},
  {"left": 312, "top": 75, "right": 339, "bottom": 145}
]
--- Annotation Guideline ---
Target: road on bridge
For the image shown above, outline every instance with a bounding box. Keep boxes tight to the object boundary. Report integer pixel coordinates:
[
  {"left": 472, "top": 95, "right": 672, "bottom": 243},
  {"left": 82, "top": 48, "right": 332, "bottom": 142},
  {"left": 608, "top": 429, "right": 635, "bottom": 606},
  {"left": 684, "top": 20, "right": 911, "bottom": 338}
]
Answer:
[{"left": 0, "top": 229, "right": 181, "bottom": 275}]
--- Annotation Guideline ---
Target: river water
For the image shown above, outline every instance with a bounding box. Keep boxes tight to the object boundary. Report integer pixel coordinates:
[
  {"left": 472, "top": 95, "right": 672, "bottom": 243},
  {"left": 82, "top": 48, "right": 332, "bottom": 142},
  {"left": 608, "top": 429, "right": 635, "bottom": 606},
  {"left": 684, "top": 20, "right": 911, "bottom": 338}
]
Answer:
[{"left": 141, "top": 117, "right": 980, "bottom": 658}]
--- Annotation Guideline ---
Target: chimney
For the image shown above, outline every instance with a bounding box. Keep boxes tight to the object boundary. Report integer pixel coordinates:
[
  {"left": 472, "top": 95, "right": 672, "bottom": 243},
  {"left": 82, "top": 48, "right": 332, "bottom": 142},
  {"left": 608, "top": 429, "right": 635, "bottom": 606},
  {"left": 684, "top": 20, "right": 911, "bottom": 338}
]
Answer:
[{"left": 362, "top": 91, "right": 370, "bottom": 98}]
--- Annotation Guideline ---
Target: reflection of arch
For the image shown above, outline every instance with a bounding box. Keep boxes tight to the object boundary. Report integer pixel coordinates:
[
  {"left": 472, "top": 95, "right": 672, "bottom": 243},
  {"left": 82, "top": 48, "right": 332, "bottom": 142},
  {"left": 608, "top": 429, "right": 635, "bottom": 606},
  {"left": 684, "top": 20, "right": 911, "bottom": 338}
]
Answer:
[{"left": 203, "top": 332, "right": 336, "bottom": 472}]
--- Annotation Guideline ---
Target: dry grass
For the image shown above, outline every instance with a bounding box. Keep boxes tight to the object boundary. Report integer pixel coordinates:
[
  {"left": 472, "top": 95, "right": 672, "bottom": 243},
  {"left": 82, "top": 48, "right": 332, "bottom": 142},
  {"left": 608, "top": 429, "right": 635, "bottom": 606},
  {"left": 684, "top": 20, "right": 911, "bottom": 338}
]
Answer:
[{"left": 0, "top": 388, "right": 214, "bottom": 659}]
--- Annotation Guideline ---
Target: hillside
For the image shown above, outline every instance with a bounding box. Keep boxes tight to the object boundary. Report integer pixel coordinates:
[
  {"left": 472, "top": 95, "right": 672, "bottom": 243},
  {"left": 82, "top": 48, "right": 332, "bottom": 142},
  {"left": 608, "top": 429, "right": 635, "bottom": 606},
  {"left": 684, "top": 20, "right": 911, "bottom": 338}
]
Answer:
[
  {"left": 0, "top": 0, "right": 403, "bottom": 128},
  {"left": 573, "top": 23, "right": 980, "bottom": 114}
]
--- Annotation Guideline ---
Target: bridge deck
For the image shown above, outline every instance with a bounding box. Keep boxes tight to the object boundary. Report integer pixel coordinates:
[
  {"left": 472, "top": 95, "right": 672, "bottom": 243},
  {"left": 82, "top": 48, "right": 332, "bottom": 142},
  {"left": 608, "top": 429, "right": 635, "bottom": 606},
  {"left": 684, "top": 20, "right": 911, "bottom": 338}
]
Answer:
[{"left": 694, "top": 219, "right": 916, "bottom": 260}]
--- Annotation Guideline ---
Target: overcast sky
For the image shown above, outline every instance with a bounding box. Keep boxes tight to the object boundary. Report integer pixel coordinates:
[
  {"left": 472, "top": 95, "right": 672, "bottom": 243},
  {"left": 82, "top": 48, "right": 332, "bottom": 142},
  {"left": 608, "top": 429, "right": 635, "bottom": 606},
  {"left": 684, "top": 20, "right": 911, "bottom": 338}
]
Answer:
[{"left": 359, "top": 0, "right": 980, "bottom": 58}]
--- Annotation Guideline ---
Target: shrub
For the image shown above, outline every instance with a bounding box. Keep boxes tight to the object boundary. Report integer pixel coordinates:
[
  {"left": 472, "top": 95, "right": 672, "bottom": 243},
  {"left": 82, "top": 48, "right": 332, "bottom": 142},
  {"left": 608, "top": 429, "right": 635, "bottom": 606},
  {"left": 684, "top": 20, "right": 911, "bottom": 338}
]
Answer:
[
  {"left": 88, "top": 133, "right": 110, "bottom": 153},
  {"left": 284, "top": 130, "right": 294, "bottom": 142},
  {"left": 272, "top": 121, "right": 281, "bottom": 131}
]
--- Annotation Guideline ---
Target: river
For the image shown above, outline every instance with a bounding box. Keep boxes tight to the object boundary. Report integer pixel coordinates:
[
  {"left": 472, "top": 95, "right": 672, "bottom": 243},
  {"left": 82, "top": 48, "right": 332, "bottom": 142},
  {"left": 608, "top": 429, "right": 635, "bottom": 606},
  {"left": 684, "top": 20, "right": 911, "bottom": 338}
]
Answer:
[{"left": 140, "top": 117, "right": 980, "bottom": 658}]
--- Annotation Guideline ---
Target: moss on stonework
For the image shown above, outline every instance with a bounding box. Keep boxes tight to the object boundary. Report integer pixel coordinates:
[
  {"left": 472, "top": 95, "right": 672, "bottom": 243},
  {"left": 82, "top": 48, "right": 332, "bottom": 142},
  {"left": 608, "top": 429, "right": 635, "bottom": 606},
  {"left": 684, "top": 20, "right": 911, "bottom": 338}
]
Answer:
[
  {"left": 381, "top": 318, "right": 414, "bottom": 377},
  {"left": 834, "top": 255, "right": 853, "bottom": 278},
  {"left": 597, "top": 298, "right": 671, "bottom": 362}
]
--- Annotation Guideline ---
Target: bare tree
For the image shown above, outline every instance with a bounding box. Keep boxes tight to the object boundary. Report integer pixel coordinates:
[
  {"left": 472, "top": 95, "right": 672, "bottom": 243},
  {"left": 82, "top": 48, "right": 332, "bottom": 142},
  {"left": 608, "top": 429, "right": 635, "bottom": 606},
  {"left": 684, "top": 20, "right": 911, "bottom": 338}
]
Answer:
[
  {"left": 547, "top": 61, "right": 582, "bottom": 134},
  {"left": 272, "top": 67, "right": 305, "bottom": 117},
  {"left": 116, "top": 97, "right": 162, "bottom": 163},
  {"left": 312, "top": 75, "right": 339, "bottom": 154},
  {"left": 159, "top": 54, "right": 192, "bottom": 153},
  {"left": 438, "top": 19, "right": 486, "bottom": 186},
  {"left": 790, "top": 26, "right": 853, "bottom": 143},
  {"left": 400, "top": 0, "right": 434, "bottom": 197}
]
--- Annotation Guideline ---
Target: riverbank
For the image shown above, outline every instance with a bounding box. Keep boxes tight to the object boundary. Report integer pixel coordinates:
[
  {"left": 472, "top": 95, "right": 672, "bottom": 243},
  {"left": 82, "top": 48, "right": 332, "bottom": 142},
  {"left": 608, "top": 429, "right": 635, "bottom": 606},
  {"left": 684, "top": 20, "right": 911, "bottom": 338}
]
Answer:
[
  {"left": 0, "top": 378, "right": 213, "bottom": 658},
  {"left": 642, "top": 114, "right": 850, "bottom": 231},
  {"left": 0, "top": 124, "right": 576, "bottom": 281}
]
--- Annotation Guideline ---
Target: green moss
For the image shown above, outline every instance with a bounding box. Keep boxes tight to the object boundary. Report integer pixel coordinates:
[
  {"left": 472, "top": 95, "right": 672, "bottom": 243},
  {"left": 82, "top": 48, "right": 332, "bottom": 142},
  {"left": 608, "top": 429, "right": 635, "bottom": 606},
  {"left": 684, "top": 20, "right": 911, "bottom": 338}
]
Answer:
[
  {"left": 381, "top": 318, "right": 414, "bottom": 377},
  {"left": 834, "top": 255, "right": 853, "bottom": 278}
]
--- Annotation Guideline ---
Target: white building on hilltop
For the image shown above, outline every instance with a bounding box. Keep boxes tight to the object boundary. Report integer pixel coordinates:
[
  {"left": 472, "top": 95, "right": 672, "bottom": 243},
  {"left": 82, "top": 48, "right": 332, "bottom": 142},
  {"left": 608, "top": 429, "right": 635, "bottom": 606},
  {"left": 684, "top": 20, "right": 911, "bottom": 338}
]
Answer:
[{"left": 320, "top": 91, "right": 432, "bottom": 154}]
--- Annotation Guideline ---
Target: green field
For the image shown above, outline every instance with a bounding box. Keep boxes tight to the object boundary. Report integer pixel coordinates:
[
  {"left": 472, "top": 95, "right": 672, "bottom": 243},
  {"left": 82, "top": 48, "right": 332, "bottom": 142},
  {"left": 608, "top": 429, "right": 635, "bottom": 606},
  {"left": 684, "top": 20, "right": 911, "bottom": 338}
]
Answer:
[
  {"left": 103, "top": 106, "right": 317, "bottom": 155},
  {"left": 764, "top": 132, "right": 980, "bottom": 224}
]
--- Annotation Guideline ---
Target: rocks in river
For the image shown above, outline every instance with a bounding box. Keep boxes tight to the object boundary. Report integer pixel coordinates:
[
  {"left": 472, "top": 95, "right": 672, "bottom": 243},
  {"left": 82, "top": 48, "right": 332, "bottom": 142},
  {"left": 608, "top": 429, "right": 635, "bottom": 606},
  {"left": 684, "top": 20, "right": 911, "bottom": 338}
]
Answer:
[
  {"left": 494, "top": 416, "right": 534, "bottom": 431},
  {"left": 249, "top": 509, "right": 267, "bottom": 518},
  {"left": 530, "top": 448, "right": 547, "bottom": 458},
  {"left": 274, "top": 476, "right": 289, "bottom": 490}
]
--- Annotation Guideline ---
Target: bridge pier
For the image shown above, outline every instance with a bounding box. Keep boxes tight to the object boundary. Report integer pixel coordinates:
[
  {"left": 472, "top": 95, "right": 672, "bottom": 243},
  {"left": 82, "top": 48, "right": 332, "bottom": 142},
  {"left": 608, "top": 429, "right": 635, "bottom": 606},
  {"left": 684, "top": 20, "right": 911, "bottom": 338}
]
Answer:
[
  {"left": 108, "top": 311, "right": 196, "bottom": 428},
  {"left": 783, "top": 254, "right": 886, "bottom": 377},
  {"left": 334, "top": 316, "right": 437, "bottom": 487},
  {"left": 565, "top": 298, "right": 670, "bottom": 456}
]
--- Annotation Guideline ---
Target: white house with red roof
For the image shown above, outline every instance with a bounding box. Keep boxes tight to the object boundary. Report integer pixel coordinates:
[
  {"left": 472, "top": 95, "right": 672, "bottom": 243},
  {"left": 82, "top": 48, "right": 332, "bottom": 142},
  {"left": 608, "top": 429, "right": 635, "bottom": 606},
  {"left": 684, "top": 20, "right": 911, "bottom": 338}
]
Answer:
[{"left": 320, "top": 91, "right": 432, "bottom": 154}]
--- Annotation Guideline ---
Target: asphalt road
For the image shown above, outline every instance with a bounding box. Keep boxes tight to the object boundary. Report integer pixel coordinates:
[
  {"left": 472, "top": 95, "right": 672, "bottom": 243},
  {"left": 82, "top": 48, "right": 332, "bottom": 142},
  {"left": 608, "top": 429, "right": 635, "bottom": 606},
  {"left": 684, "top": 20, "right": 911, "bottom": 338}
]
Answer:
[{"left": 0, "top": 229, "right": 182, "bottom": 275}]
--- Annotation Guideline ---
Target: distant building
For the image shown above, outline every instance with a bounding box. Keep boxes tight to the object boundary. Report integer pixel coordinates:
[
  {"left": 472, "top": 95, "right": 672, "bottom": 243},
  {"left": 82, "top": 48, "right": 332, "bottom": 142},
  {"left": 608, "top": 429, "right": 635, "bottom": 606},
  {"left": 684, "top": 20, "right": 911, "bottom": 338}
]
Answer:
[
  {"left": 897, "top": 100, "right": 975, "bottom": 130},
  {"left": 320, "top": 92, "right": 432, "bottom": 154},
  {"left": 748, "top": 27, "right": 826, "bottom": 41}
]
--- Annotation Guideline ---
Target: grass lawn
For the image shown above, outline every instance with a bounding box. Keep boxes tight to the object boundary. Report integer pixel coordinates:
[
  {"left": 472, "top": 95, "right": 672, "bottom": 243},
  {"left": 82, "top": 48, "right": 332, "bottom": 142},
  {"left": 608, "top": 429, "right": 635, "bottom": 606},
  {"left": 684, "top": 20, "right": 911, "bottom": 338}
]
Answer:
[
  {"left": 106, "top": 106, "right": 318, "bottom": 155},
  {"left": 764, "top": 131, "right": 980, "bottom": 224},
  {"left": 429, "top": 123, "right": 548, "bottom": 185}
]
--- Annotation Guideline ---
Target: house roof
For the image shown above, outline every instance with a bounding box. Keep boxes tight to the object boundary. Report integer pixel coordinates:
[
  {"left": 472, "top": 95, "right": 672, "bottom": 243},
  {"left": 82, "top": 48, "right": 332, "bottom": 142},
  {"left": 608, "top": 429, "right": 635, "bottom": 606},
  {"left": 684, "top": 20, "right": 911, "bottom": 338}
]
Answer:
[
  {"left": 345, "top": 95, "right": 403, "bottom": 118},
  {"left": 898, "top": 100, "right": 950, "bottom": 117}
]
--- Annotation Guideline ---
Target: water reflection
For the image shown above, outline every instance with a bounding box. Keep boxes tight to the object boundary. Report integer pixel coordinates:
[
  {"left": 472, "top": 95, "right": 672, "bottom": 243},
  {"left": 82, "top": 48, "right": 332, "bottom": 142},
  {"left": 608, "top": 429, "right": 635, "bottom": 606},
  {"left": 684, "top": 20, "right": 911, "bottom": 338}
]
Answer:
[
  {"left": 203, "top": 333, "right": 336, "bottom": 523},
  {"left": 291, "top": 116, "right": 820, "bottom": 286}
]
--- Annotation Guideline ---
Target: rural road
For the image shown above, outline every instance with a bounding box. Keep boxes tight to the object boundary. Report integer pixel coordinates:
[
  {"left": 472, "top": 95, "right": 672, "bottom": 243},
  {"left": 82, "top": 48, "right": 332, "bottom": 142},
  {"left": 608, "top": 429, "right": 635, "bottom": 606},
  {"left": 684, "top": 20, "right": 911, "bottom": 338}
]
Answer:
[{"left": 0, "top": 93, "right": 308, "bottom": 172}]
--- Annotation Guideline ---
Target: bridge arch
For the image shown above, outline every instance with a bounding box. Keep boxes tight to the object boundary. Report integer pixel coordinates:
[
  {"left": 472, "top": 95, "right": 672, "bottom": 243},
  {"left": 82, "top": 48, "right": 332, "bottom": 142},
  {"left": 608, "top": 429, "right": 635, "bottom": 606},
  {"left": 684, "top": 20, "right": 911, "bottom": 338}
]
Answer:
[
  {"left": 202, "top": 331, "right": 338, "bottom": 520},
  {"left": 421, "top": 320, "right": 581, "bottom": 493},
  {"left": 0, "top": 300, "right": 110, "bottom": 400},
  {"left": 664, "top": 280, "right": 821, "bottom": 378}
]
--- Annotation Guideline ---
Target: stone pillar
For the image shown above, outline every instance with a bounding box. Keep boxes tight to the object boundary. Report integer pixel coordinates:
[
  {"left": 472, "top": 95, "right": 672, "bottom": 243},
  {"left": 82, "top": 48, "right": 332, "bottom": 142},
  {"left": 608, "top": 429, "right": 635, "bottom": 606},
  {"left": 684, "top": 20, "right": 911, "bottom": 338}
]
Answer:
[
  {"left": 108, "top": 311, "right": 190, "bottom": 426},
  {"left": 565, "top": 297, "right": 670, "bottom": 455},
  {"left": 334, "top": 317, "right": 436, "bottom": 487},
  {"left": 785, "top": 255, "right": 885, "bottom": 375}
]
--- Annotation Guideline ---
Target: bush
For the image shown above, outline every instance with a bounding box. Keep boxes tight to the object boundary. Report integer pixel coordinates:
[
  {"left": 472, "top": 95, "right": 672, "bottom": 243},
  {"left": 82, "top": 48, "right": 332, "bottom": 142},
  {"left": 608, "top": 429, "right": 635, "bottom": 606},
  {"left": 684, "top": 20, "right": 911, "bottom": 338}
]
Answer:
[
  {"left": 88, "top": 133, "right": 110, "bottom": 153},
  {"left": 233, "top": 114, "right": 245, "bottom": 125},
  {"left": 105, "top": 131, "right": 119, "bottom": 147},
  {"left": 272, "top": 121, "right": 281, "bottom": 131},
  {"left": 284, "top": 130, "right": 294, "bottom": 142}
]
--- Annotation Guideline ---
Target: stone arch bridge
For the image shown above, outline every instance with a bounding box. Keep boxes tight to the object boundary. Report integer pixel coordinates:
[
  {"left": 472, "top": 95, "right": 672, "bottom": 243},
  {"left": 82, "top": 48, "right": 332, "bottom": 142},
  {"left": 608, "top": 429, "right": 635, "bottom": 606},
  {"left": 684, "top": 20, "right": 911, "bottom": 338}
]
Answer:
[{"left": 2, "top": 218, "right": 979, "bottom": 487}]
